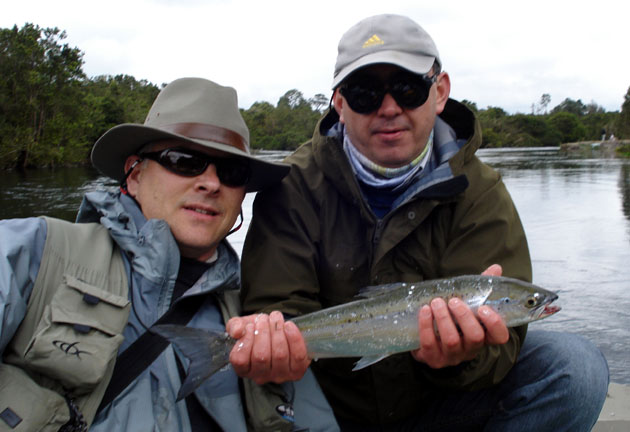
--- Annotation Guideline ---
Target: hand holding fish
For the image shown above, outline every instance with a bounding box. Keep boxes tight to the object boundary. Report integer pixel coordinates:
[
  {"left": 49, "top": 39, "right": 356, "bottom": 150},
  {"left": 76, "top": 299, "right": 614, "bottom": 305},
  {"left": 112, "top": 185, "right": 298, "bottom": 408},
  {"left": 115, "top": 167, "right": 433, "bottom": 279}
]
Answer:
[
  {"left": 226, "top": 311, "right": 311, "bottom": 384},
  {"left": 411, "top": 264, "right": 511, "bottom": 368}
]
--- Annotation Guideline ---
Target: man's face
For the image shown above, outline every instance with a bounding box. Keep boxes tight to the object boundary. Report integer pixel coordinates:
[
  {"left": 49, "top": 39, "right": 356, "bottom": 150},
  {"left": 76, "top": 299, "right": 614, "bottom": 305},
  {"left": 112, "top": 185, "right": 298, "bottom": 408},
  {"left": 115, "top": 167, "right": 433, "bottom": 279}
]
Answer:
[
  {"left": 125, "top": 140, "right": 246, "bottom": 261},
  {"left": 334, "top": 64, "right": 450, "bottom": 168}
]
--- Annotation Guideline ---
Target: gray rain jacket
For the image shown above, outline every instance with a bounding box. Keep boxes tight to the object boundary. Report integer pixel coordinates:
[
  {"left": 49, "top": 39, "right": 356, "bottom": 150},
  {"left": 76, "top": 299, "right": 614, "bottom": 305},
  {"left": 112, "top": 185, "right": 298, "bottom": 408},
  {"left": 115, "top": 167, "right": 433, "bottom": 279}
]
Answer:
[{"left": 0, "top": 190, "right": 247, "bottom": 431}]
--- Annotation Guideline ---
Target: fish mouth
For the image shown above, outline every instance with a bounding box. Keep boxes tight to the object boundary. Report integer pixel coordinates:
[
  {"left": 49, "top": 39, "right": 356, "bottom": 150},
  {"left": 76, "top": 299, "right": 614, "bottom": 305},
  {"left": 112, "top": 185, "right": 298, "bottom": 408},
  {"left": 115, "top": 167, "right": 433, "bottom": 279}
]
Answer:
[{"left": 538, "top": 304, "right": 561, "bottom": 319}]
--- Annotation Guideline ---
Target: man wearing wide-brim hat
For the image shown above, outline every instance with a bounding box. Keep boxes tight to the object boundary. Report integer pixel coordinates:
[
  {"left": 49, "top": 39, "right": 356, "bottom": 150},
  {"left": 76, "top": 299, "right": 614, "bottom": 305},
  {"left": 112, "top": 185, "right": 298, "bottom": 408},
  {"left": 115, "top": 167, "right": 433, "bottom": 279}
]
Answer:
[{"left": 0, "top": 77, "right": 338, "bottom": 431}]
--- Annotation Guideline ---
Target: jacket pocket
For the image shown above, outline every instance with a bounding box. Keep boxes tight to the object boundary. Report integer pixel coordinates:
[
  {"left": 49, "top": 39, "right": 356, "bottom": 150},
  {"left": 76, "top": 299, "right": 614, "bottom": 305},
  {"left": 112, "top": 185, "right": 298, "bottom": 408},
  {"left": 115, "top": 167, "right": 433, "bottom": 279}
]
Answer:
[
  {"left": 0, "top": 363, "right": 69, "bottom": 431},
  {"left": 22, "top": 274, "right": 130, "bottom": 394}
]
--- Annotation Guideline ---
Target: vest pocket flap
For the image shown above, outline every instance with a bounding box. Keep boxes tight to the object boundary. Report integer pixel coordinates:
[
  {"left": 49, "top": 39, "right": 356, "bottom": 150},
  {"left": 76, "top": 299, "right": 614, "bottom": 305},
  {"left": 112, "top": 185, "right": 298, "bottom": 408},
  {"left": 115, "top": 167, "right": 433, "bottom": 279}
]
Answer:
[
  {"left": 19, "top": 277, "right": 131, "bottom": 394},
  {"left": 53, "top": 276, "right": 130, "bottom": 337},
  {"left": 64, "top": 274, "right": 129, "bottom": 308}
]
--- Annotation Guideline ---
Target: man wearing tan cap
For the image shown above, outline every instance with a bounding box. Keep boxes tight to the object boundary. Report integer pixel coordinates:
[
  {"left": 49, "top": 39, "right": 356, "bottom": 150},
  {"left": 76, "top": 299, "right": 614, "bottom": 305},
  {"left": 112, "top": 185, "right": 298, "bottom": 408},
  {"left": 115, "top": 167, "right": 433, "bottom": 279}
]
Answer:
[
  {"left": 0, "top": 78, "right": 336, "bottom": 431},
  {"left": 235, "top": 14, "right": 609, "bottom": 431}
]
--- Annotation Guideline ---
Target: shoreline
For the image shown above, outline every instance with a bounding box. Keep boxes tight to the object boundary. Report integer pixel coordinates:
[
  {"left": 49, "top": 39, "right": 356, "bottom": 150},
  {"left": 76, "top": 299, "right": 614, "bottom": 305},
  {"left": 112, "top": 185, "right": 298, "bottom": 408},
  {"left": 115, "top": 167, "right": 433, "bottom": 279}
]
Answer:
[{"left": 559, "top": 139, "right": 630, "bottom": 158}]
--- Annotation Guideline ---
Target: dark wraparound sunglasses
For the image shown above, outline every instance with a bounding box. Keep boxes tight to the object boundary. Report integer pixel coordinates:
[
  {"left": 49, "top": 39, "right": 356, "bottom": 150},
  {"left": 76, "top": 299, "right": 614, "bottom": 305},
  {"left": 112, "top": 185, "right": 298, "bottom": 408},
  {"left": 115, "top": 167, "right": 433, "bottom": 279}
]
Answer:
[
  {"left": 339, "top": 70, "right": 438, "bottom": 114},
  {"left": 139, "top": 148, "right": 251, "bottom": 187}
]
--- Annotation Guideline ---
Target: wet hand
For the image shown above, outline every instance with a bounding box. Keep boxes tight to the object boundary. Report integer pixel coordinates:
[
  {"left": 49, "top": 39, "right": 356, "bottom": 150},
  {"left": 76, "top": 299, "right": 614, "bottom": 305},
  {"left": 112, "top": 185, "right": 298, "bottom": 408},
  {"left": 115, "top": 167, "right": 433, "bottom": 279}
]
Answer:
[
  {"left": 226, "top": 311, "right": 310, "bottom": 384},
  {"left": 410, "top": 264, "right": 510, "bottom": 368}
]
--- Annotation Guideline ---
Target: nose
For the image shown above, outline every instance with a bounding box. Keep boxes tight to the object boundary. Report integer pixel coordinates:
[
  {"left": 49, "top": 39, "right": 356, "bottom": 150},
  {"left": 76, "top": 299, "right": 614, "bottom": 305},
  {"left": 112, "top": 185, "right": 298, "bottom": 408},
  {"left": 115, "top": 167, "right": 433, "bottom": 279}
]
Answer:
[
  {"left": 194, "top": 163, "right": 221, "bottom": 193},
  {"left": 377, "top": 92, "right": 403, "bottom": 117}
]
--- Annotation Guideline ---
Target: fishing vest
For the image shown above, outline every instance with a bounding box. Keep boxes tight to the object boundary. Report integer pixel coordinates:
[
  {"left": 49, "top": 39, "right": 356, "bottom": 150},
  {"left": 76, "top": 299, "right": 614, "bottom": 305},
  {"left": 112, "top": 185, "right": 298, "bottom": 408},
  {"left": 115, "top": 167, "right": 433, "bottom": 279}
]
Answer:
[
  {"left": 1, "top": 217, "right": 130, "bottom": 431},
  {"left": 0, "top": 217, "right": 335, "bottom": 432}
]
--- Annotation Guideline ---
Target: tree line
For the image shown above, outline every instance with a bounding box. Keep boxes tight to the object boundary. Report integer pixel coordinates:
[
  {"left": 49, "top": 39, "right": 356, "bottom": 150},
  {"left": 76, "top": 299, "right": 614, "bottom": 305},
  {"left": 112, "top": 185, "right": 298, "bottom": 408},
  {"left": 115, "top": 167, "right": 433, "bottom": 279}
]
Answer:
[
  {"left": 465, "top": 95, "right": 629, "bottom": 148},
  {"left": 1, "top": 23, "right": 629, "bottom": 170}
]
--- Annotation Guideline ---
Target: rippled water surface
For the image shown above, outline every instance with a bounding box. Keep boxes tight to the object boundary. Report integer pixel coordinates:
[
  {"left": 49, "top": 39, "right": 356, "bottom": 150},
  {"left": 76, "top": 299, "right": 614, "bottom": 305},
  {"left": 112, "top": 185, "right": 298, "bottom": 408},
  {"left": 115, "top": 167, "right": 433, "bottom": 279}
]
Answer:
[{"left": 2, "top": 148, "right": 629, "bottom": 384}]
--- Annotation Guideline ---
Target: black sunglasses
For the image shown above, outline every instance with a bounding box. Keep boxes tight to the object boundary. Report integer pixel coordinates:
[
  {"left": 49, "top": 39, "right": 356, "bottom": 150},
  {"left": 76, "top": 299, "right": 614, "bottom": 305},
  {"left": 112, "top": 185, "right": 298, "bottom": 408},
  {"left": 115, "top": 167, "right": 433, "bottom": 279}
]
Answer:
[
  {"left": 139, "top": 148, "right": 251, "bottom": 187},
  {"left": 339, "top": 71, "right": 438, "bottom": 114}
]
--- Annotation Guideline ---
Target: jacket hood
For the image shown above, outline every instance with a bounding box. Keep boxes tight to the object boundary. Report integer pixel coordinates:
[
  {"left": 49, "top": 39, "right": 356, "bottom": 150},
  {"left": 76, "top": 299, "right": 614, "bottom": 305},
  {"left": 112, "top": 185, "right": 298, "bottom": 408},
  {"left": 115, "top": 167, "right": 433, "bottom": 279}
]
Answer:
[
  {"left": 310, "top": 98, "right": 480, "bottom": 208},
  {"left": 316, "top": 98, "right": 479, "bottom": 159},
  {"left": 76, "top": 190, "right": 240, "bottom": 294},
  {"left": 438, "top": 99, "right": 481, "bottom": 172}
]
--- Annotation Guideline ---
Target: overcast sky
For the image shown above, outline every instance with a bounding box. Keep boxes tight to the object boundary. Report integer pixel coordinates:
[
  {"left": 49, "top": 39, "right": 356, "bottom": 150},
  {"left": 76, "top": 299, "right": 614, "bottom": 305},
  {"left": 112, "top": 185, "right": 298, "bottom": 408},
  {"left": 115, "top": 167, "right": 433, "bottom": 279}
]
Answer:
[{"left": 3, "top": 0, "right": 629, "bottom": 114}]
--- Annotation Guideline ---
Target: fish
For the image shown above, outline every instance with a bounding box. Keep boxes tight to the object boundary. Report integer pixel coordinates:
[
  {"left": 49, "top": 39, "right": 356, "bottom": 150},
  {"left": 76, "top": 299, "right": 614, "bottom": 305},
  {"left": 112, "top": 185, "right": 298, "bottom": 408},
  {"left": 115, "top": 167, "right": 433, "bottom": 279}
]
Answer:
[{"left": 151, "top": 274, "right": 560, "bottom": 400}]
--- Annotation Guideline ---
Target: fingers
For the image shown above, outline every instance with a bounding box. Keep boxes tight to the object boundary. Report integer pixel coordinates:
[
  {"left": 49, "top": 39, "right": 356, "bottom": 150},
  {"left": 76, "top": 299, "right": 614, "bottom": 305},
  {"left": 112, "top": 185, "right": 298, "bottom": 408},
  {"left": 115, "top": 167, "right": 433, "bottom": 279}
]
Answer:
[
  {"left": 228, "top": 312, "right": 310, "bottom": 384},
  {"left": 448, "top": 298, "right": 485, "bottom": 360},
  {"left": 432, "top": 298, "right": 463, "bottom": 356},
  {"left": 411, "top": 304, "right": 439, "bottom": 364},
  {"left": 482, "top": 264, "right": 503, "bottom": 277},
  {"left": 226, "top": 316, "right": 250, "bottom": 339},
  {"left": 412, "top": 297, "right": 501, "bottom": 368},
  {"left": 249, "top": 314, "right": 273, "bottom": 381},
  {"left": 284, "top": 321, "right": 310, "bottom": 379},
  {"left": 479, "top": 264, "right": 509, "bottom": 345},
  {"left": 478, "top": 306, "right": 509, "bottom": 345},
  {"left": 229, "top": 322, "right": 255, "bottom": 376},
  {"left": 413, "top": 298, "right": 464, "bottom": 368}
]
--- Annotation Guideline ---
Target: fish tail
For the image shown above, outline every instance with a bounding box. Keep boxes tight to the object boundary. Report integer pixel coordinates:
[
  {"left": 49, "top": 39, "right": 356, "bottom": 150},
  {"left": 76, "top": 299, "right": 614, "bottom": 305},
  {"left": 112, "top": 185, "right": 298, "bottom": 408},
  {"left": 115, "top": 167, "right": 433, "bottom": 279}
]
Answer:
[{"left": 151, "top": 324, "right": 233, "bottom": 400}]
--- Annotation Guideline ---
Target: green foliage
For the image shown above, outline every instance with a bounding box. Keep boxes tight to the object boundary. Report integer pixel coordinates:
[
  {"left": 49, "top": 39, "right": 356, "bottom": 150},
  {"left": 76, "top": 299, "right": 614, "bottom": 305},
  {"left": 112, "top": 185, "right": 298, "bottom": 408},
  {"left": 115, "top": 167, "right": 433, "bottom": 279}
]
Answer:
[
  {"left": 476, "top": 95, "right": 625, "bottom": 148},
  {"left": 1, "top": 23, "right": 627, "bottom": 168},
  {"left": 83, "top": 74, "right": 161, "bottom": 144},
  {"left": 0, "top": 24, "right": 161, "bottom": 169},
  {"left": 507, "top": 115, "right": 547, "bottom": 140},
  {"left": 580, "top": 111, "right": 617, "bottom": 140},
  {"left": 616, "top": 144, "right": 630, "bottom": 158},
  {"left": 616, "top": 86, "right": 630, "bottom": 138},
  {"left": 460, "top": 99, "right": 478, "bottom": 113},
  {"left": 550, "top": 98, "right": 588, "bottom": 116},
  {"left": 480, "top": 128, "right": 505, "bottom": 148},
  {"left": 241, "top": 89, "right": 321, "bottom": 150},
  {"left": 547, "top": 112, "right": 586, "bottom": 143},
  {"left": 0, "top": 23, "right": 87, "bottom": 168}
]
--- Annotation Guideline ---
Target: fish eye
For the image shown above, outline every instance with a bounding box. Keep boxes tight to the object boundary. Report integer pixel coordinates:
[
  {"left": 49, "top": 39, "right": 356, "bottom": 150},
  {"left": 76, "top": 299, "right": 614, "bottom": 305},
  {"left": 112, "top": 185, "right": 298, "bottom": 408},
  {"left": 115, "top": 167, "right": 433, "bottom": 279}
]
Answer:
[{"left": 526, "top": 294, "right": 540, "bottom": 308}]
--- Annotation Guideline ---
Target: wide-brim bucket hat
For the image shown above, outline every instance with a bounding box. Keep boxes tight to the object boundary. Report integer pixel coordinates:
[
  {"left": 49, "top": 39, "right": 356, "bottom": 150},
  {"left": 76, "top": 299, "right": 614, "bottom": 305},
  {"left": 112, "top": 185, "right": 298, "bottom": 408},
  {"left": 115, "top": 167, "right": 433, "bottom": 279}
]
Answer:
[{"left": 91, "top": 77, "right": 289, "bottom": 192}]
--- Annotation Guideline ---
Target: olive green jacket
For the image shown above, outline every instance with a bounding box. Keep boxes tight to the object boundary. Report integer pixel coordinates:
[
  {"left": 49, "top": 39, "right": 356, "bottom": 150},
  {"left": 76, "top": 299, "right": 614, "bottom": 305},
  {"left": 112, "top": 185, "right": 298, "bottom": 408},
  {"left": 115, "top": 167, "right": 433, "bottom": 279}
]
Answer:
[{"left": 241, "top": 99, "right": 532, "bottom": 425}]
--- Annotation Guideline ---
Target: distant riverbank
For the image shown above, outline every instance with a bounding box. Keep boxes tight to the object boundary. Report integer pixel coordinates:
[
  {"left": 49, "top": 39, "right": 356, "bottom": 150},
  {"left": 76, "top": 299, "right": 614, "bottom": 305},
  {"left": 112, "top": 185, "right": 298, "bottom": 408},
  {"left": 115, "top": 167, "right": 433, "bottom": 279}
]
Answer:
[{"left": 560, "top": 139, "right": 630, "bottom": 158}]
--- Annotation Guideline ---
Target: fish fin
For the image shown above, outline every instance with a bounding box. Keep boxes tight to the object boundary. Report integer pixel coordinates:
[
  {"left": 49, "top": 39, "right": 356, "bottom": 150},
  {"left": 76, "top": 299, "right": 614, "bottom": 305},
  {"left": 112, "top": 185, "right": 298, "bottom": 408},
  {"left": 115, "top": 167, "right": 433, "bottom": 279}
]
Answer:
[
  {"left": 356, "top": 282, "right": 412, "bottom": 299},
  {"left": 151, "top": 324, "right": 233, "bottom": 401},
  {"left": 352, "top": 354, "right": 390, "bottom": 371}
]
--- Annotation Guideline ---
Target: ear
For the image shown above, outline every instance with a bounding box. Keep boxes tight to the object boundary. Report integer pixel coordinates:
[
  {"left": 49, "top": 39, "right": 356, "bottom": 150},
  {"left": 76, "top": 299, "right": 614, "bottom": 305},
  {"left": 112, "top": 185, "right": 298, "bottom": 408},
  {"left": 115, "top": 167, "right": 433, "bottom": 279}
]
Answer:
[
  {"left": 332, "top": 89, "right": 346, "bottom": 124},
  {"left": 434, "top": 72, "right": 451, "bottom": 115},
  {"left": 123, "top": 155, "right": 143, "bottom": 197}
]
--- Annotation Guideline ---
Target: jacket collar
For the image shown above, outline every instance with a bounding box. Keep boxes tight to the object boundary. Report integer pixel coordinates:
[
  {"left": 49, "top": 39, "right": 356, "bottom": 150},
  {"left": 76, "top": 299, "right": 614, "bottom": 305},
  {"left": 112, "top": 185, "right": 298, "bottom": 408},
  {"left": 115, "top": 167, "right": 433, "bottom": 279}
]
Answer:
[
  {"left": 314, "top": 99, "right": 477, "bottom": 209},
  {"left": 76, "top": 190, "right": 240, "bottom": 295}
]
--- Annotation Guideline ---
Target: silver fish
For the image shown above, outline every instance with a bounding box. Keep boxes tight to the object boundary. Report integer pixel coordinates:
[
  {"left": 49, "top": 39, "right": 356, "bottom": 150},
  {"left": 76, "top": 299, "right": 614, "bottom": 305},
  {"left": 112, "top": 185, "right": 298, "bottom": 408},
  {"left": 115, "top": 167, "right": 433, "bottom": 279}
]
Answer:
[{"left": 152, "top": 275, "right": 560, "bottom": 400}]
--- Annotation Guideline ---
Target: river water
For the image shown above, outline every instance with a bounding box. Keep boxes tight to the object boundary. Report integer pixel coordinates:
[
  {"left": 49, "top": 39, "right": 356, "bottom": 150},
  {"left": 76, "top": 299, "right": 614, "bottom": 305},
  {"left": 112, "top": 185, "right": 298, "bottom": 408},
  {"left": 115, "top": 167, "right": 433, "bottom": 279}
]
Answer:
[{"left": 1, "top": 148, "right": 629, "bottom": 384}]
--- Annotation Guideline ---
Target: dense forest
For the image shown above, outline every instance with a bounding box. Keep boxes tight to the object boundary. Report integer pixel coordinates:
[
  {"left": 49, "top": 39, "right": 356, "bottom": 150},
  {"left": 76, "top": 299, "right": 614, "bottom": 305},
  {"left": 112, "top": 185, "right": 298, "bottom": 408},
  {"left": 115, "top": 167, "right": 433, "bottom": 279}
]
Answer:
[{"left": 1, "top": 23, "right": 629, "bottom": 170}]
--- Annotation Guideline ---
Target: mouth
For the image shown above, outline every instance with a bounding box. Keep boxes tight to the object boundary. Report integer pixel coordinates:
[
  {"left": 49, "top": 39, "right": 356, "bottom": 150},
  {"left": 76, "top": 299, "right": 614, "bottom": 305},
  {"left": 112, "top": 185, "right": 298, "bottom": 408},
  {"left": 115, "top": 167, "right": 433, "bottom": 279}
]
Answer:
[
  {"left": 374, "top": 127, "right": 405, "bottom": 137},
  {"left": 372, "top": 121, "right": 409, "bottom": 137},
  {"left": 184, "top": 205, "right": 219, "bottom": 217},
  {"left": 538, "top": 304, "right": 561, "bottom": 320}
]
